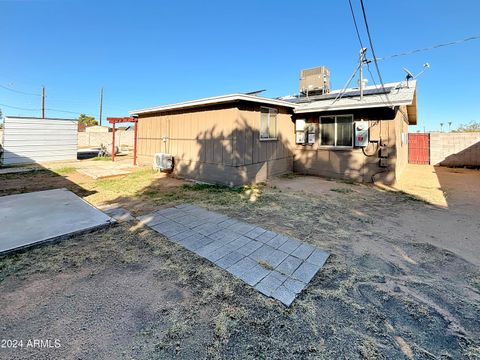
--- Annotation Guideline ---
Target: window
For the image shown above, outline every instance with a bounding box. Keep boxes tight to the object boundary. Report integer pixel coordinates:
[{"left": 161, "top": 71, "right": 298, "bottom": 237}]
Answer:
[
  {"left": 319, "top": 115, "right": 353, "bottom": 147},
  {"left": 260, "top": 107, "right": 277, "bottom": 140}
]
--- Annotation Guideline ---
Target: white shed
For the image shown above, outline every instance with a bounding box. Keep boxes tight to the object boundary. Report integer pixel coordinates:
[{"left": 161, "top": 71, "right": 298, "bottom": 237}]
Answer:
[{"left": 1, "top": 116, "right": 78, "bottom": 165}]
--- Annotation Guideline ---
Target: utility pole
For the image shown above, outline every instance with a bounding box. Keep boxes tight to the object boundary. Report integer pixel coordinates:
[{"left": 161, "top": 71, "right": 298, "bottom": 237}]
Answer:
[
  {"left": 99, "top": 87, "right": 103, "bottom": 126},
  {"left": 41, "top": 86, "right": 45, "bottom": 119},
  {"left": 359, "top": 48, "right": 367, "bottom": 101}
]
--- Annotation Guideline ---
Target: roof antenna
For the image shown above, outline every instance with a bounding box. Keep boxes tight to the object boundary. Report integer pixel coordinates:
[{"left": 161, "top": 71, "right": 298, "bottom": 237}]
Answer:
[{"left": 403, "top": 63, "right": 430, "bottom": 87}]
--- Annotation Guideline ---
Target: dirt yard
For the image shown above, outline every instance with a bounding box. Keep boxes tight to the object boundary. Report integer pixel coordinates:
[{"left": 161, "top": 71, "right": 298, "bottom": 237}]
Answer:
[{"left": 0, "top": 162, "right": 479, "bottom": 359}]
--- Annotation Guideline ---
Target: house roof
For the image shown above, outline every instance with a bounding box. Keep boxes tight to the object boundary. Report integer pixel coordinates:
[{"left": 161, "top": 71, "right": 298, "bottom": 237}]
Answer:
[
  {"left": 291, "top": 81, "right": 417, "bottom": 124},
  {"left": 129, "top": 93, "right": 296, "bottom": 115},
  {"left": 129, "top": 80, "right": 418, "bottom": 125}
]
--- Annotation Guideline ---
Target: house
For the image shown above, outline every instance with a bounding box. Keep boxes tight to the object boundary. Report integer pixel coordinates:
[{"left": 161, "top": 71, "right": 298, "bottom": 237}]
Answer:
[{"left": 129, "top": 67, "right": 417, "bottom": 185}]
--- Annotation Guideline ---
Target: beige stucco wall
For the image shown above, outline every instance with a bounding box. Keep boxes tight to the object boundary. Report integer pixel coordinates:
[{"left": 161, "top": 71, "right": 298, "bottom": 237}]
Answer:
[
  {"left": 137, "top": 102, "right": 294, "bottom": 185},
  {"left": 293, "top": 107, "right": 406, "bottom": 184},
  {"left": 394, "top": 106, "right": 410, "bottom": 180}
]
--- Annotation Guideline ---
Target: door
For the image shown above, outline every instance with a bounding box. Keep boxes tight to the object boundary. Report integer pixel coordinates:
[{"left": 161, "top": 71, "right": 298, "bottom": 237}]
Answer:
[{"left": 408, "top": 133, "right": 430, "bottom": 164}]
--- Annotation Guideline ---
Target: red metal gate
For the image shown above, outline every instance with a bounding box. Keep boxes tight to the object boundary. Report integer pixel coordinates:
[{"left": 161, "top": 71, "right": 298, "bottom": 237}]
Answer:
[{"left": 408, "top": 133, "right": 430, "bottom": 164}]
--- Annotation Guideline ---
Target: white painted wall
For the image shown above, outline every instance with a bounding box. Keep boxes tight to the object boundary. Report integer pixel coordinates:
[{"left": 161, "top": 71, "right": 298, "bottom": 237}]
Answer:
[{"left": 2, "top": 117, "right": 78, "bottom": 165}]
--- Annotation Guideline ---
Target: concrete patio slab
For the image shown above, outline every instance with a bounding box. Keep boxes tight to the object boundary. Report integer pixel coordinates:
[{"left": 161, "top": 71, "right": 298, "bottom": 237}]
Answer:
[
  {"left": 0, "top": 188, "right": 113, "bottom": 254},
  {"left": 137, "top": 204, "right": 330, "bottom": 306}
]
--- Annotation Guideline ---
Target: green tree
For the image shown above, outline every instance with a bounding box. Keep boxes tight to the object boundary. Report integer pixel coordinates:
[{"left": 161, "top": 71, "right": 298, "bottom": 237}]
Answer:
[
  {"left": 78, "top": 113, "right": 98, "bottom": 127},
  {"left": 453, "top": 121, "right": 480, "bottom": 133}
]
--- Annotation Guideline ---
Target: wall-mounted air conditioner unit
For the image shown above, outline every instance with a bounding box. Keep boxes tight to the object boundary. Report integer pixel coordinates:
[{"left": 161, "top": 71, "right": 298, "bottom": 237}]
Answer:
[{"left": 153, "top": 153, "right": 174, "bottom": 172}]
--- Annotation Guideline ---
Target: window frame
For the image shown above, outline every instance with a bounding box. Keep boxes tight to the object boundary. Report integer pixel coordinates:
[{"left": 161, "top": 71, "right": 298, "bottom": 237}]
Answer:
[
  {"left": 259, "top": 106, "right": 278, "bottom": 141},
  {"left": 319, "top": 114, "right": 354, "bottom": 149}
]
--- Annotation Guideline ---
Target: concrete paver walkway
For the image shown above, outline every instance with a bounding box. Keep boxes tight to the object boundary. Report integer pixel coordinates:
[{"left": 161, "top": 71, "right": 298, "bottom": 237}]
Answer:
[{"left": 138, "top": 204, "right": 329, "bottom": 306}]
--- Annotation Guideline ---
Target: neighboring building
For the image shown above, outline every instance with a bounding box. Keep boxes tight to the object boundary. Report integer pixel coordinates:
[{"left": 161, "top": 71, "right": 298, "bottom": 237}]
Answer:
[
  {"left": 86, "top": 125, "right": 110, "bottom": 133},
  {"left": 129, "top": 68, "right": 417, "bottom": 185}
]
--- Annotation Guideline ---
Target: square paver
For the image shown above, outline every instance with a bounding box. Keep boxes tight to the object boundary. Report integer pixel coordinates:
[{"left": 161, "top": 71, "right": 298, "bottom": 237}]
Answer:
[
  {"left": 236, "top": 240, "right": 263, "bottom": 256},
  {"left": 151, "top": 222, "right": 188, "bottom": 237},
  {"left": 291, "top": 243, "right": 316, "bottom": 260},
  {"left": 227, "top": 257, "right": 258, "bottom": 278},
  {"left": 283, "top": 277, "right": 307, "bottom": 294},
  {"left": 244, "top": 227, "right": 267, "bottom": 240},
  {"left": 209, "top": 229, "right": 242, "bottom": 243},
  {"left": 306, "top": 249, "right": 330, "bottom": 267},
  {"left": 263, "top": 249, "right": 290, "bottom": 268},
  {"left": 169, "top": 229, "right": 197, "bottom": 243},
  {"left": 137, "top": 204, "right": 330, "bottom": 307},
  {"left": 278, "top": 238, "right": 302, "bottom": 254},
  {"left": 137, "top": 213, "right": 169, "bottom": 227},
  {"left": 239, "top": 264, "right": 271, "bottom": 286},
  {"left": 228, "top": 222, "right": 257, "bottom": 235},
  {"left": 271, "top": 285, "right": 296, "bottom": 306},
  {"left": 275, "top": 255, "right": 303, "bottom": 276},
  {"left": 256, "top": 230, "right": 277, "bottom": 243},
  {"left": 194, "top": 223, "right": 222, "bottom": 236},
  {"left": 196, "top": 240, "right": 225, "bottom": 257},
  {"left": 266, "top": 234, "right": 289, "bottom": 249},
  {"left": 254, "top": 271, "right": 286, "bottom": 297},
  {"left": 180, "top": 234, "right": 214, "bottom": 251},
  {"left": 215, "top": 251, "right": 245, "bottom": 269},
  {"left": 205, "top": 243, "right": 238, "bottom": 262},
  {"left": 249, "top": 244, "right": 276, "bottom": 263},
  {"left": 291, "top": 261, "right": 321, "bottom": 283}
]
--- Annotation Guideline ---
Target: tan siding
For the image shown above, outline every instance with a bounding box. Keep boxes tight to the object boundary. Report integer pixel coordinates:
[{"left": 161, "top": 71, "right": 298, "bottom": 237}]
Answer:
[{"left": 137, "top": 102, "right": 293, "bottom": 185}]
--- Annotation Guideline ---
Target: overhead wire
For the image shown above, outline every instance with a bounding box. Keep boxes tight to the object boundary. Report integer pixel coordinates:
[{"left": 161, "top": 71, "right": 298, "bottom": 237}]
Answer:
[
  {"left": 0, "top": 102, "right": 96, "bottom": 117},
  {"left": 0, "top": 84, "right": 41, "bottom": 97},
  {"left": 359, "top": 0, "right": 392, "bottom": 108},
  {"left": 372, "top": 34, "right": 480, "bottom": 62}
]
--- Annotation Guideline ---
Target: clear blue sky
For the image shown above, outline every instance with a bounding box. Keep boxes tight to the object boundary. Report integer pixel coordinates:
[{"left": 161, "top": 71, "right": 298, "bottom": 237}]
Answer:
[{"left": 1, "top": 0, "right": 479, "bottom": 132}]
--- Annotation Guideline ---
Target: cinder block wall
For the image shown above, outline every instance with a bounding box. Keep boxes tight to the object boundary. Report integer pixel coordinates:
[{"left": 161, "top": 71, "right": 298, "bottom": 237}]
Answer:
[
  {"left": 430, "top": 132, "right": 480, "bottom": 166},
  {"left": 77, "top": 131, "right": 134, "bottom": 148}
]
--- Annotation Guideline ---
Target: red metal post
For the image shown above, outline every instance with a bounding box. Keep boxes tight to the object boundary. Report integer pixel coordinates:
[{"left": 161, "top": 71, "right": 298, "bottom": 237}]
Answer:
[
  {"left": 133, "top": 121, "right": 138, "bottom": 166},
  {"left": 112, "top": 122, "right": 116, "bottom": 162}
]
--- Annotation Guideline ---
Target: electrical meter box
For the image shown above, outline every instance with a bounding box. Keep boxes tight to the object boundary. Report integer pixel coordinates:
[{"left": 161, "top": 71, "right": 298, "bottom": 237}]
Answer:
[
  {"left": 307, "top": 124, "right": 316, "bottom": 144},
  {"left": 296, "top": 131, "right": 305, "bottom": 144},
  {"left": 354, "top": 121, "right": 369, "bottom": 147},
  {"left": 295, "top": 119, "right": 306, "bottom": 131}
]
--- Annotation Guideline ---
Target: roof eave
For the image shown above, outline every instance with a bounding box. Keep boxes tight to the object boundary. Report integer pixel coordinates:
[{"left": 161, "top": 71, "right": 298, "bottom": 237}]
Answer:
[
  {"left": 129, "top": 94, "right": 296, "bottom": 115},
  {"left": 293, "top": 99, "right": 413, "bottom": 114}
]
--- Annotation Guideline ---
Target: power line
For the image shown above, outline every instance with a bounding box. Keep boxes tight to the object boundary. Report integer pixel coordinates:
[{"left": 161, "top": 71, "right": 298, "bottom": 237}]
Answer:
[
  {"left": 348, "top": 0, "right": 364, "bottom": 49},
  {"left": 359, "top": 0, "right": 392, "bottom": 107},
  {"left": 0, "top": 103, "right": 39, "bottom": 111},
  {"left": 346, "top": 0, "right": 385, "bottom": 103},
  {"left": 0, "top": 84, "right": 41, "bottom": 97},
  {"left": 372, "top": 34, "right": 480, "bottom": 61},
  {"left": 0, "top": 102, "right": 96, "bottom": 117}
]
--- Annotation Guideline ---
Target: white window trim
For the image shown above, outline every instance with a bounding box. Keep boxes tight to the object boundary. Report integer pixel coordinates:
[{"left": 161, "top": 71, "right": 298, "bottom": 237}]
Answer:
[
  {"left": 260, "top": 106, "right": 278, "bottom": 141},
  {"left": 319, "top": 114, "right": 354, "bottom": 149}
]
